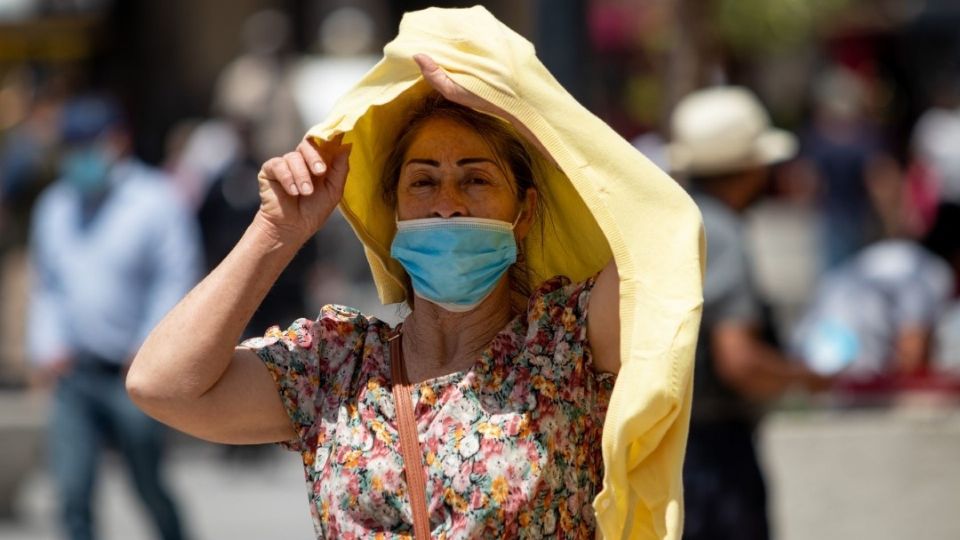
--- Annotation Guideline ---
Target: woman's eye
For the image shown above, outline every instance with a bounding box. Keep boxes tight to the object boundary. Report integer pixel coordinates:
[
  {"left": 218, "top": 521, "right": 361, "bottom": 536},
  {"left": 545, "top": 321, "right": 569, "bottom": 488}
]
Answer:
[
  {"left": 409, "top": 177, "right": 436, "bottom": 188},
  {"left": 466, "top": 176, "right": 490, "bottom": 186}
]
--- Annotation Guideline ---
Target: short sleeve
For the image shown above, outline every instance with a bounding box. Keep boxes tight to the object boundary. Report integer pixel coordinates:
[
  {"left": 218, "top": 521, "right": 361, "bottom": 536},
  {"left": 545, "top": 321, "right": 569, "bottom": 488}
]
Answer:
[
  {"left": 527, "top": 274, "right": 616, "bottom": 390},
  {"left": 240, "top": 305, "right": 370, "bottom": 452},
  {"left": 528, "top": 274, "right": 592, "bottom": 339}
]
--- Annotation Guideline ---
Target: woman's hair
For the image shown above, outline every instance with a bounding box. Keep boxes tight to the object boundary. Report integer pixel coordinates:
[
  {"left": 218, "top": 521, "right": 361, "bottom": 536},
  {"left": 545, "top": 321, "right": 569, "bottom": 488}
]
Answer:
[{"left": 381, "top": 93, "right": 545, "bottom": 312}]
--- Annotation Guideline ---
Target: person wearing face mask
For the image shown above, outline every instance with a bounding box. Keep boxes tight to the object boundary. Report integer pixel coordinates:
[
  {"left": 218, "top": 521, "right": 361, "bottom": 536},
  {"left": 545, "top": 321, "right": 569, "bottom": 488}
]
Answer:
[
  {"left": 26, "top": 94, "right": 198, "bottom": 540},
  {"left": 127, "top": 7, "right": 706, "bottom": 539}
]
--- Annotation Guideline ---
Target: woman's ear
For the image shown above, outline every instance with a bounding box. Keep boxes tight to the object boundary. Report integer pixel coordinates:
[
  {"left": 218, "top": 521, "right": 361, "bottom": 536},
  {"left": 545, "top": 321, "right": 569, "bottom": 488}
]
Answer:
[{"left": 515, "top": 188, "right": 538, "bottom": 241}]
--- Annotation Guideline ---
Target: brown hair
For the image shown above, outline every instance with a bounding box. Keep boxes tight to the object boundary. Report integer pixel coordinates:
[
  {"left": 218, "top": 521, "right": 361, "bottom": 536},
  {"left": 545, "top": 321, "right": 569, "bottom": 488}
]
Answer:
[{"left": 381, "top": 93, "right": 545, "bottom": 312}]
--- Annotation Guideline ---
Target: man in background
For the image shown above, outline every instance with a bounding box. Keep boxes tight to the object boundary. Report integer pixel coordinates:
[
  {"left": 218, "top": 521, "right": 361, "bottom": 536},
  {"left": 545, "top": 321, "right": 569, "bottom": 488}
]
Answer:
[
  {"left": 793, "top": 203, "right": 960, "bottom": 382},
  {"left": 669, "top": 86, "right": 829, "bottom": 540},
  {"left": 27, "top": 94, "right": 198, "bottom": 540}
]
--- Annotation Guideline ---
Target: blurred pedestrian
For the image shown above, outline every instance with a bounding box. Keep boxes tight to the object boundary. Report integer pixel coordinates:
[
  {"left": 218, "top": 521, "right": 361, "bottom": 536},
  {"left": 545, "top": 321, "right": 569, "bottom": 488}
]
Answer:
[
  {"left": 669, "top": 86, "right": 828, "bottom": 540},
  {"left": 793, "top": 203, "right": 960, "bottom": 382},
  {"left": 0, "top": 67, "right": 69, "bottom": 252},
  {"left": 800, "top": 67, "right": 901, "bottom": 269},
  {"left": 26, "top": 94, "right": 198, "bottom": 540},
  {"left": 289, "top": 5, "right": 381, "bottom": 298},
  {"left": 211, "top": 8, "right": 304, "bottom": 164},
  {"left": 203, "top": 7, "right": 325, "bottom": 347},
  {"left": 290, "top": 5, "right": 380, "bottom": 128},
  {"left": 0, "top": 68, "right": 66, "bottom": 384},
  {"left": 904, "top": 104, "right": 960, "bottom": 234}
]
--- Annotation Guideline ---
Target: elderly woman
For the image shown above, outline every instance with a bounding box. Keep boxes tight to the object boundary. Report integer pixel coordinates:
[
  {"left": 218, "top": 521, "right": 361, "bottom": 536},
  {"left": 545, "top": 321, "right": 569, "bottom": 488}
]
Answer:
[{"left": 128, "top": 7, "right": 704, "bottom": 540}]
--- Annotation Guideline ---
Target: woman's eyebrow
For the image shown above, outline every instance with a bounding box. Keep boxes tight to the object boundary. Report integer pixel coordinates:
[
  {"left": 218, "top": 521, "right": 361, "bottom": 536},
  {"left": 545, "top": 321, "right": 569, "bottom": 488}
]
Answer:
[
  {"left": 456, "top": 157, "right": 496, "bottom": 166},
  {"left": 403, "top": 157, "right": 497, "bottom": 167},
  {"left": 404, "top": 158, "right": 440, "bottom": 167}
]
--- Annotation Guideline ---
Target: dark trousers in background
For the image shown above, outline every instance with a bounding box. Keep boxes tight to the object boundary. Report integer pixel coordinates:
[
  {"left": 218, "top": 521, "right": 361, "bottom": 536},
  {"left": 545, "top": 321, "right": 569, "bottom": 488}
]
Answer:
[
  {"left": 49, "top": 358, "right": 185, "bottom": 540},
  {"left": 683, "top": 419, "right": 770, "bottom": 540}
]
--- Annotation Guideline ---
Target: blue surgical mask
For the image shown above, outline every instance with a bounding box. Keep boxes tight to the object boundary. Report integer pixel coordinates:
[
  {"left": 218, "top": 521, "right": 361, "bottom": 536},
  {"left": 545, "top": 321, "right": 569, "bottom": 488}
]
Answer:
[
  {"left": 62, "top": 147, "right": 112, "bottom": 195},
  {"left": 390, "top": 214, "right": 521, "bottom": 312}
]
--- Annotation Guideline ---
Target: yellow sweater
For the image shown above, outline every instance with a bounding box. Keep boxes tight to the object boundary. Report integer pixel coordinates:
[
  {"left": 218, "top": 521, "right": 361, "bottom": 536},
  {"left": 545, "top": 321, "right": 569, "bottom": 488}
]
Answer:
[{"left": 304, "top": 6, "right": 705, "bottom": 539}]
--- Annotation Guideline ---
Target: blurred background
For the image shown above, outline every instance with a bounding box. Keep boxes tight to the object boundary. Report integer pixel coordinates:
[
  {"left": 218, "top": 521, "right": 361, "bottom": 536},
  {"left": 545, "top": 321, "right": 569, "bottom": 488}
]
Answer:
[{"left": 1, "top": 0, "right": 959, "bottom": 539}]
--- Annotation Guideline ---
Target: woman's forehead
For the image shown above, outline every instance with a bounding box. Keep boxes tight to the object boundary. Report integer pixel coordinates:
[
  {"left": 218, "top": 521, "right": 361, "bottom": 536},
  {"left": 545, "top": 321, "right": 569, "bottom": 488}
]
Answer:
[{"left": 403, "top": 117, "right": 499, "bottom": 163}]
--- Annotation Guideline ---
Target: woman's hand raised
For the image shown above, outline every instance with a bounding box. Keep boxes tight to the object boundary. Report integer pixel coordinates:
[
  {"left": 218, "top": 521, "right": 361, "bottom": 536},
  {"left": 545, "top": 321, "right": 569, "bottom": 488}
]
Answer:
[
  {"left": 255, "top": 135, "right": 351, "bottom": 245},
  {"left": 413, "top": 53, "right": 554, "bottom": 167}
]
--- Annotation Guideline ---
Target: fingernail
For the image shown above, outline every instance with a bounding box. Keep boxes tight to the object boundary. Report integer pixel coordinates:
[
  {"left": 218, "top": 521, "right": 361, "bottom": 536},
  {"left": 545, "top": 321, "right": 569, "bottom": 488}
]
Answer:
[
  {"left": 290, "top": 184, "right": 299, "bottom": 195},
  {"left": 301, "top": 182, "right": 313, "bottom": 195},
  {"left": 313, "top": 162, "right": 325, "bottom": 174}
]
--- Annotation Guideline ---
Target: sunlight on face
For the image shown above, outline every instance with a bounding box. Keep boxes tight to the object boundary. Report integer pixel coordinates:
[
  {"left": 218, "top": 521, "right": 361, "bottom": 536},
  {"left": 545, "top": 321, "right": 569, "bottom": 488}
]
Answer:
[{"left": 396, "top": 117, "right": 521, "bottom": 222}]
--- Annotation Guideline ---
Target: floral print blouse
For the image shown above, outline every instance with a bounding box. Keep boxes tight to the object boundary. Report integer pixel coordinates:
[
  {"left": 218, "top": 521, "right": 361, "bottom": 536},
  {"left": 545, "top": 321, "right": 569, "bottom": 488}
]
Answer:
[{"left": 241, "top": 275, "right": 615, "bottom": 539}]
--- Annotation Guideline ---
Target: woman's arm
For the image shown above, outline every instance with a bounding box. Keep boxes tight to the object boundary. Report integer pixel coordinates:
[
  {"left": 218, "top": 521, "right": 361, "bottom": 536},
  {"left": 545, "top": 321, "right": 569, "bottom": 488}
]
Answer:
[
  {"left": 588, "top": 259, "right": 621, "bottom": 374},
  {"left": 126, "top": 139, "right": 350, "bottom": 444}
]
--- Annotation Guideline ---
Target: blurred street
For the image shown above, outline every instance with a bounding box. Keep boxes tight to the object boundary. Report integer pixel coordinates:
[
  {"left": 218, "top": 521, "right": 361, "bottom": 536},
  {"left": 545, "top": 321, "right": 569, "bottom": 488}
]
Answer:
[
  {"left": 762, "top": 405, "right": 960, "bottom": 540},
  {"left": 0, "top": 438, "right": 315, "bottom": 540},
  {"left": 2, "top": 405, "right": 959, "bottom": 540}
]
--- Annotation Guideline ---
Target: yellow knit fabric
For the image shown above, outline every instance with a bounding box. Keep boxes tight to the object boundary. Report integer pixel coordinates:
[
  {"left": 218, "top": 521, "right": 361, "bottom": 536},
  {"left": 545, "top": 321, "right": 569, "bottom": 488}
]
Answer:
[{"left": 304, "top": 7, "right": 705, "bottom": 539}]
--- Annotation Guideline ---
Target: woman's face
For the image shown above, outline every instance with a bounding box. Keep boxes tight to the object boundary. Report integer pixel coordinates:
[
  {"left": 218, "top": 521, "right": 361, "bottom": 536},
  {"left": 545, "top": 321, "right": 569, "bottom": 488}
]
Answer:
[{"left": 396, "top": 117, "right": 535, "bottom": 238}]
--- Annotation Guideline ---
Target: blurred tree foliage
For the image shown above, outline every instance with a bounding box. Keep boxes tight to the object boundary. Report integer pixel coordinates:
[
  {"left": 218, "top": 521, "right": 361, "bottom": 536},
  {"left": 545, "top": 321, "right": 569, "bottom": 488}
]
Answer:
[{"left": 716, "top": 0, "right": 852, "bottom": 53}]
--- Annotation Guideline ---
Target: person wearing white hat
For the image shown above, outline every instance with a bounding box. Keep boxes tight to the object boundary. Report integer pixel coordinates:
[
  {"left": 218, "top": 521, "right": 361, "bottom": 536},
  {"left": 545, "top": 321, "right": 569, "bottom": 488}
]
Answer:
[{"left": 670, "top": 86, "right": 828, "bottom": 540}]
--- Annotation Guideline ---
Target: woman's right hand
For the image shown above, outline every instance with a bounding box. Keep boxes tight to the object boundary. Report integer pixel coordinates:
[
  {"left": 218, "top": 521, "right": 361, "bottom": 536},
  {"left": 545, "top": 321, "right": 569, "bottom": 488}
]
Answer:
[{"left": 255, "top": 135, "right": 352, "bottom": 244}]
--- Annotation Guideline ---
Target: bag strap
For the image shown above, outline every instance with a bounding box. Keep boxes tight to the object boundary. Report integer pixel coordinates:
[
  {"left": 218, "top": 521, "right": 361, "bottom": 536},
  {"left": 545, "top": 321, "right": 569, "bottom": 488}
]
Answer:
[{"left": 389, "top": 328, "right": 431, "bottom": 540}]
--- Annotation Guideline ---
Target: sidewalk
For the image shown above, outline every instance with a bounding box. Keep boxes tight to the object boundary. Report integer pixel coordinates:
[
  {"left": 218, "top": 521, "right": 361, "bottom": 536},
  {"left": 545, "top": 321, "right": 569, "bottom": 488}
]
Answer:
[
  {"left": 0, "top": 440, "right": 314, "bottom": 540},
  {"left": 3, "top": 404, "right": 959, "bottom": 539},
  {"left": 761, "top": 404, "right": 960, "bottom": 540}
]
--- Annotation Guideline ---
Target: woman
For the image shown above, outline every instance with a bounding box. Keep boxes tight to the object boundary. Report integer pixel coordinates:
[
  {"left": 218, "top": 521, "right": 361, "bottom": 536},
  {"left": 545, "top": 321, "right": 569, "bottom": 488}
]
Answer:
[{"left": 128, "top": 6, "right": 704, "bottom": 539}]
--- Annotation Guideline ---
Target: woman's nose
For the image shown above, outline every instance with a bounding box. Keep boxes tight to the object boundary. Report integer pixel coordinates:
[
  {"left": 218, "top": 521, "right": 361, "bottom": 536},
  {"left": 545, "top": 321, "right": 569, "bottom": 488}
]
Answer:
[{"left": 431, "top": 182, "right": 468, "bottom": 218}]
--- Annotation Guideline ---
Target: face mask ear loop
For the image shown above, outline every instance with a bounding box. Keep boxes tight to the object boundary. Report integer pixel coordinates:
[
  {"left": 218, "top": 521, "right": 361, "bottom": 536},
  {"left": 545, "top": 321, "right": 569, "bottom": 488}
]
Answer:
[
  {"left": 510, "top": 208, "right": 526, "bottom": 248},
  {"left": 510, "top": 209, "right": 524, "bottom": 230}
]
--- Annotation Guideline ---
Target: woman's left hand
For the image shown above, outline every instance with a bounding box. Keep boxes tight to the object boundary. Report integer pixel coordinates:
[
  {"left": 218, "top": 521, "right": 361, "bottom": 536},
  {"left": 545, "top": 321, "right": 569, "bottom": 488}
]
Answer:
[
  {"left": 414, "top": 54, "right": 554, "bottom": 165},
  {"left": 413, "top": 54, "right": 497, "bottom": 116}
]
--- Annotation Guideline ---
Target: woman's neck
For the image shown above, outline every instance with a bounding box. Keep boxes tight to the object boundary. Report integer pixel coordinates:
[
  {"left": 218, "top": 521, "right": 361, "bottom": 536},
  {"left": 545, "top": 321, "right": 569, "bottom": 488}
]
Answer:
[{"left": 401, "top": 277, "right": 515, "bottom": 382}]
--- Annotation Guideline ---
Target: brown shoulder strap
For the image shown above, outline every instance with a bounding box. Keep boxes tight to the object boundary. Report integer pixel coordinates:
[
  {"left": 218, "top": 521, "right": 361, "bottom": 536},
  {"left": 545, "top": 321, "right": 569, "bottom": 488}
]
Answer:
[{"left": 389, "top": 329, "right": 431, "bottom": 540}]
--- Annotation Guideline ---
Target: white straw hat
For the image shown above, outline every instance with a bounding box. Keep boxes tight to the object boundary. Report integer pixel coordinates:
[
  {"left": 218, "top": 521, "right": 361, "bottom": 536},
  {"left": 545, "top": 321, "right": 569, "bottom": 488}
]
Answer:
[{"left": 668, "top": 86, "right": 797, "bottom": 176}]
